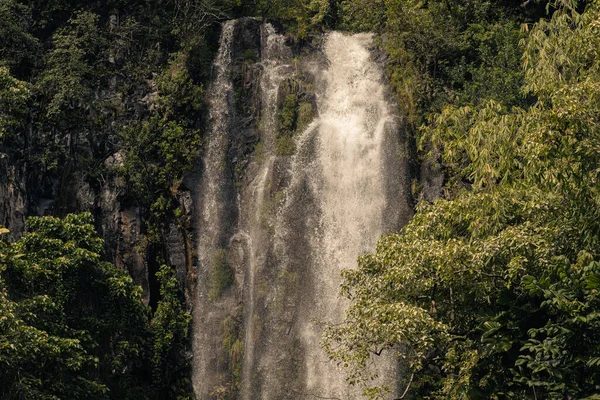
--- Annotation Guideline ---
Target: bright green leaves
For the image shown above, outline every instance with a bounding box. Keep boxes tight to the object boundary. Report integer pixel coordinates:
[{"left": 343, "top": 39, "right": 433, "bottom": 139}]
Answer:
[
  {"left": 523, "top": 1, "right": 600, "bottom": 98},
  {"left": 328, "top": 184, "right": 590, "bottom": 397},
  {"left": 421, "top": 101, "right": 526, "bottom": 190},
  {"left": 0, "top": 213, "right": 149, "bottom": 399}
]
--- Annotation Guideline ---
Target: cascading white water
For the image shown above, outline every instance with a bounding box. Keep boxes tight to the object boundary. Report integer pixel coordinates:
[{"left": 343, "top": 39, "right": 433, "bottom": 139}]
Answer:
[
  {"left": 192, "top": 21, "right": 410, "bottom": 400},
  {"left": 240, "top": 24, "right": 293, "bottom": 400},
  {"left": 192, "top": 20, "right": 237, "bottom": 399},
  {"left": 290, "top": 31, "right": 402, "bottom": 399}
]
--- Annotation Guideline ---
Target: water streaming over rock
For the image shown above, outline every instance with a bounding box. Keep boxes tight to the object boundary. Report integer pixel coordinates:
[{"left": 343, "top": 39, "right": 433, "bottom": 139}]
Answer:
[
  {"left": 192, "top": 20, "right": 238, "bottom": 399},
  {"left": 192, "top": 20, "right": 412, "bottom": 400},
  {"left": 299, "top": 31, "right": 409, "bottom": 398},
  {"left": 239, "top": 24, "right": 294, "bottom": 400}
]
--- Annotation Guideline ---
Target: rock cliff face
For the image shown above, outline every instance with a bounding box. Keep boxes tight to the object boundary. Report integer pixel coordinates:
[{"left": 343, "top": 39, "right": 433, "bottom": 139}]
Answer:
[
  {"left": 0, "top": 116, "right": 195, "bottom": 308},
  {"left": 0, "top": 152, "right": 27, "bottom": 241}
]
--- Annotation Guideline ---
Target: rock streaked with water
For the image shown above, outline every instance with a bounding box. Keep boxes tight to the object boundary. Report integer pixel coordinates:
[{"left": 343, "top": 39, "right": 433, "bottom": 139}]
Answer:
[{"left": 192, "top": 22, "right": 412, "bottom": 400}]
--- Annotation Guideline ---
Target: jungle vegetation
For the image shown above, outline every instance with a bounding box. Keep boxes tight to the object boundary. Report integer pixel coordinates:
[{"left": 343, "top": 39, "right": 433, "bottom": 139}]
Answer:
[
  {"left": 2, "top": 0, "right": 599, "bottom": 399},
  {"left": 0, "top": 214, "right": 190, "bottom": 399}
]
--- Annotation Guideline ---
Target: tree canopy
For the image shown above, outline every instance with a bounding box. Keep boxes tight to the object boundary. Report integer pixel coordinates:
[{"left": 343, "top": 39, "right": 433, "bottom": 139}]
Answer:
[
  {"left": 0, "top": 214, "right": 148, "bottom": 398},
  {"left": 0, "top": 214, "right": 191, "bottom": 399}
]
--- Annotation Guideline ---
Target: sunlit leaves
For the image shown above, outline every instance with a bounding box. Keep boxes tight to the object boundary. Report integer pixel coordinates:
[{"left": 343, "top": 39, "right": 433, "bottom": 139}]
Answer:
[{"left": 523, "top": 1, "right": 600, "bottom": 98}]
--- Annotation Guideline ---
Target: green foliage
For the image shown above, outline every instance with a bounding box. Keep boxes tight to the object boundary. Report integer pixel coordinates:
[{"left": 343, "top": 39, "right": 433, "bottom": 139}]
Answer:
[
  {"left": 118, "top": 51, "right": 202, "bottom": 241},
  {"left": 275, "top": 79, "right": 314, "bottom": 156},
  {"left": 209, "top": 248, "right": 234, "bottom": 301},
  {"left": 516, "top": 253, "right": 600, "bottom": 396},
  {"left": 0, "top": 0, "right": 225, "bottom": 398},
  {"left": 1, "top": 0, "right": 212, "bottom": 231},
  {"left": 220, "top": 314, "right": 243, "bottom": 396},
  {"left": 522, "top": 1, "right": 600, "bottom": 98},
  {"left": 325, "top": 1, "right": 600, "bottom": 398},
  {"left": 150, "top": 265, "right": 192, "bottom": 399},
  {"left": 38, "top": 11, "right": 107, "bottom": 123},
  {"left": 155, "top": 52, "right": 205, "bottom": 118},
  {"left": 5, "top": 0, "right": 589, "bottom": 399},
  {"left": 296, "top": 101, "right": 314, "bottom": 132},
  {"left": 120, "top": 117, "right": 200, "bottom": 203},
  {"left": 275, "top": 91, "right": 299, "bottom": 155},
  {"left": 0, "top": 66, "right": 30, "bottom": 141},
  {"left": 0, "top": 0, "right": 39, "bottom": 71},
  {"left": 250, "top": 0, "right": 337, "bottom": 37},
  {"left": 339, "top": 0, "right": 530, "bottom": 125},
  {"left": 0, "top": 214, "right": 149, "bottom": 399},
  {"left": 1, "top": 216, "right": 194, "bottom": 399},
  {"left": 280, "top": 93, "right": 299, "bottom": 133},
  {"left": 459, "top": 21, "right": 527, "bottom": 107},
  {"left": 275, "top": 136, "right": 296, "bottom": 156}
]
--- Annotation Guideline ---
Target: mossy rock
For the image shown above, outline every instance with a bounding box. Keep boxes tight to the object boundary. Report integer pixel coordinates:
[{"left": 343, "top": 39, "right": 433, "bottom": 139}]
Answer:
[
  {"left": 209, "top": 248, "right": 233, "bottom": 300},
  {"left": 296, "top": 102, "right": 313, "bottom": 132},
  {"left": 275, "top": 136, "right": 296, "bottom": 156}
]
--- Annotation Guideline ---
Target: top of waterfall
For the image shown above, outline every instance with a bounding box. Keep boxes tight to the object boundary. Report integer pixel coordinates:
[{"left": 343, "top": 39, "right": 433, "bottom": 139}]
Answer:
[
  {"left": 261, "top": 23, "right": 293, "bottom": 63},
  {"left": 214, "top": 20, "right": 236, "bottom": 69}
]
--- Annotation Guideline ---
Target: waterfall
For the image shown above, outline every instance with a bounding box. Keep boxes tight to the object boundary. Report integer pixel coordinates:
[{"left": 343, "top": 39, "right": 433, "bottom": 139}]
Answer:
[
  {"left": 285, "top": 31, "right": 408, "bottom": 399},
  {"left": 193, "top": 21, "right": 412, "bottom": 400},
  {"left": 240, "top": 24, "right": 293, "bottom": 400},
  {"left": 192, "top": 20, "right": 238, "bottom": 399}
]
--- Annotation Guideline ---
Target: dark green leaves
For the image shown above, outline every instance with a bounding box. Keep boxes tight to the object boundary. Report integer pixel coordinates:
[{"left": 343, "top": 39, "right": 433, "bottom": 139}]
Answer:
[{"left": 0, "top": 214, "right": 149, "bottom": 399}]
